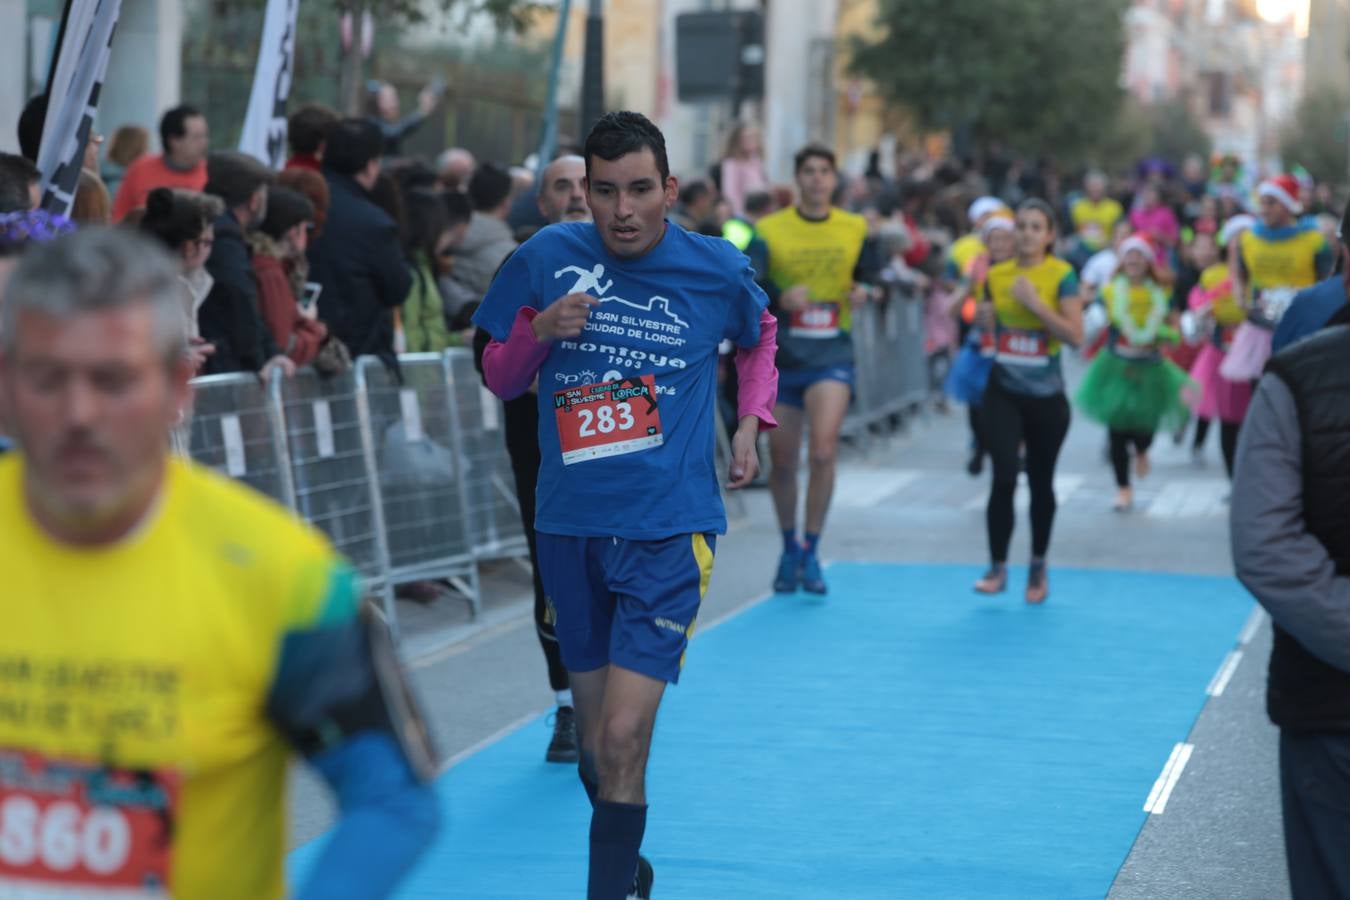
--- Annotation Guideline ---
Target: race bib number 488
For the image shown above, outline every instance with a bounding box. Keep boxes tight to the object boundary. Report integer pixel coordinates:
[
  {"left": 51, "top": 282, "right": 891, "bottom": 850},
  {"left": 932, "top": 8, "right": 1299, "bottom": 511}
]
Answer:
[
  {"left": 0, "top": 750, "right": 178, "bottom": 897},
  {"left": 553, "top": 375, "right": 663, "bottom": 466}
]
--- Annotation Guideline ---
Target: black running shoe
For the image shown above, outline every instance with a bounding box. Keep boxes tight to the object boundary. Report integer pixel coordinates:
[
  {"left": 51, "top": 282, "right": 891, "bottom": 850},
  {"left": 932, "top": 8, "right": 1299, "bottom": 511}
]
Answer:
[
  {"left": 627, "top": 855, "right": 654, "bottom": 899},
  {"left": 545, "top": 706, "right": 579, "bottom": 764}
]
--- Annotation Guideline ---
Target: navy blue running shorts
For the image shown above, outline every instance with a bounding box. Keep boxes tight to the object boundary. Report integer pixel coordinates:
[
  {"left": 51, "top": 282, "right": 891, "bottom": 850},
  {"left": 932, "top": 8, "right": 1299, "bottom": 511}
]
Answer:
[{"left": 536, "top": 532, "right": 716, "bottom": 684}]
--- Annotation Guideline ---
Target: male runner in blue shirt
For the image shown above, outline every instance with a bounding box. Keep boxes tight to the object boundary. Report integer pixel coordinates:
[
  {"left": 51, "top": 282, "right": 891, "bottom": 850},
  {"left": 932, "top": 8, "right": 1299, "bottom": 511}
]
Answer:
[{"left": 474, "top": 111, "right": 778, "bottom": 900}]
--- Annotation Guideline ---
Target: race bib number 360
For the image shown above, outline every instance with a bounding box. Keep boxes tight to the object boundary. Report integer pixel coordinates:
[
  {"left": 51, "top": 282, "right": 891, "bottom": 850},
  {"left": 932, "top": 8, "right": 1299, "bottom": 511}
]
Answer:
[
  {"left": 553, "top": 375, "right": 663, "bottom": 466},
  {"left": 0, "top": 750, "right": 178, "bottom": 897}
]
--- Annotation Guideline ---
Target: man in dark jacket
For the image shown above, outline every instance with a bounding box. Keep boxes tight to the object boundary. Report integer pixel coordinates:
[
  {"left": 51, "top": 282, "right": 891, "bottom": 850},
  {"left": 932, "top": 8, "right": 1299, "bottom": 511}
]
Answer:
[
  {"left": 200, "top": 151, "right": 293, "bottom": 377},
  {"left": 1232, "top": 322, "right": 1350, "bottom": 899},
  {"left": 309, "top": 119, "right": 411, "bottom": 362}
]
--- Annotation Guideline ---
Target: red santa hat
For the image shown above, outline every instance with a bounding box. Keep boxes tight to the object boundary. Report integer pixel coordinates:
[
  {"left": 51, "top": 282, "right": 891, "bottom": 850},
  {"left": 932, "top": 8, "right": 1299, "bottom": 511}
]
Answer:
[
  {"left": 1258, "top": 175, "right": 1302, "bottom": 215},
  {"left": 1118, "top": 234, "right": 1154, "bottom": 260}
]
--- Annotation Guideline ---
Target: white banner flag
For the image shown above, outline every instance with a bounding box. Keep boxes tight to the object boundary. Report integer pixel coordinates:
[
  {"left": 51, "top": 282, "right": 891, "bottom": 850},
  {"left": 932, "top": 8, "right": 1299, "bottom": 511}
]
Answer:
[
  {"left": 238, "top": 0, "right": 300, "bottom": 168},
  {"left": 36, "top": 0, "right": 122, "bottom": 216}
]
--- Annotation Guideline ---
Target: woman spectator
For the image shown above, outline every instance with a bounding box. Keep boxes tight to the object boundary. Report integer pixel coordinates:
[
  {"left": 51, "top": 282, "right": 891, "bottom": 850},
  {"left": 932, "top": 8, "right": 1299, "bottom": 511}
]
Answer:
[
  {"left": 719, "top": 123, "right": 769, "bottom": 218},
  {"left": 70, "top": 168, "right": 111, "bottom": 225},
  {"left": 400, "top": 189, "right": 467, "bottom": 352},
  {"left": 249, "top": 187, "right": 327, "bottom": 367},
  {"left": 277, "top": 167, "right": 331, "bottom": 239},
  {"left": 101, "top": 125, "right": 149, "bottom": 199},
  {"left": 1129, "top": 183, "right": 1179, "bottom": 266},
  {"left": 138, "top": 187, "right": 221, "bottom": 373}
]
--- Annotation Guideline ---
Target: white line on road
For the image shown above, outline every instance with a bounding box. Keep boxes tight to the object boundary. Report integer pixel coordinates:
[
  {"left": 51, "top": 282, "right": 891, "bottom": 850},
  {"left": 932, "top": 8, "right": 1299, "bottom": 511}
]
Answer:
[
  {"left": 1206, "top": 650, "right": 1244, "bottom": 697},
  {"left": 1239, "top": 606, "right": 1266, "bottom": 645},
  {"left": 1144, "top": 742, "right": 1194, "bottom": 815},
  {"left": 438, "top": 709, "right": 543, "bottom": 776}
]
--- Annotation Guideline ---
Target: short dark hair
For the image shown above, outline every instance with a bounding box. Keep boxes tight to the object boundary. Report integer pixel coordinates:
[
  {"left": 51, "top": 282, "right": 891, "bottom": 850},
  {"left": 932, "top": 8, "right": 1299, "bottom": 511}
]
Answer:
[
  {"left": 744, "top": 191, "right": 774, "bottom": 217},
  {"left": 17, "top": 94, "right": 48, "bottom": 162},
  {"left": 323, "top": 118, "right": 383, "bottom": 177},
  {"left": 288, "top": 103, "right": 339, "bottom": 157},
  {"left": 258, "top": 186, "right": 315, "bottom": 241},
  {"left": 139, "top": 187, "right": 220, "bottom": 251},
  {"left": 583, "top": 111, "right": 670, "bottom": 183},
  {"left": 467, "top": 162, "right": 512, "bottom": 213},
  {"left": 204, "top": 151, "right": 275, "bottom": 209},
  {"left": 0, "top": 153, "right": 40, "bottom": 213},
  {"left": 679, "top": 181, "right": 712, "bottom": 208},
  {"left": 160, "top": 105, "right": 203, "bottom": 152},
  {"left": 443, "top": 190, "right": 472, "bottom": 229},
  {"left": 794, "top": 144, "right": 835, "bottom": 174},
  {"left": 1017, "top": 197, "right": 1059, "bottom": 233}
]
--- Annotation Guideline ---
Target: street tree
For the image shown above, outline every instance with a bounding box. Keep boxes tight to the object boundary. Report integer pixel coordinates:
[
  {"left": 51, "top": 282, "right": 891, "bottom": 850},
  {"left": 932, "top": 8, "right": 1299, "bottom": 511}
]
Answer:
[
  {"left": 1280, "top": 86, "right": 1350, "bottom": 190},
  {"left": 849, "top": 0, "right": 1129, "bottom": 162}
]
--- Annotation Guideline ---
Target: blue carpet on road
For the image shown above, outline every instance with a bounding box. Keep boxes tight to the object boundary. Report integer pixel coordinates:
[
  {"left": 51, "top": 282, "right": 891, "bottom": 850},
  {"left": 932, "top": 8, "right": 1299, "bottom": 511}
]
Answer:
[{"left": 291, "top": 564, "right": 1254, "bottom": 899}]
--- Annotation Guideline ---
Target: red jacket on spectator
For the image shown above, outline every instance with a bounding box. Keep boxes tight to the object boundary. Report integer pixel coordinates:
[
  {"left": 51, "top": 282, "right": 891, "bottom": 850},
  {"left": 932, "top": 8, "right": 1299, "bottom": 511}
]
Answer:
[
  {"left": 250, "top": 243, "right": 327, "bottom": 366},
  {"left": 902, "top": 214, "right": 930, "bottom": 268},
  {"left": 285, "top": 154, "right": 322, "bottom": 173}
]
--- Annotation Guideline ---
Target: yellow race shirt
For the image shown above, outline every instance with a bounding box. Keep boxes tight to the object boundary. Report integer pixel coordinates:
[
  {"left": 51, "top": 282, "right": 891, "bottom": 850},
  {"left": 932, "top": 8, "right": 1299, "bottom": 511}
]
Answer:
[
  {"left": 757, "top": 207, "right": 867, "bottom": 368},
  {"left": 949, "top": 233, "right": 986, "bottom": 274},
  {"left": 1102, "top": 278, "right": 1169, "bottom": 351},
  {"left": 0, "top": 455, "right": 360, "bottom": 898},
  {"left": 1238, "top": 226, "right": 1326, "bottom": 294},
  {"left": 1071, "top": 197, "right": 1124, "bottom": 251},
  {"left": 985, "top": 256, "right": 1078, "bottom": 395},
  {"left": 1199, "top": 263, "right": 1244, "bottom": 327}
]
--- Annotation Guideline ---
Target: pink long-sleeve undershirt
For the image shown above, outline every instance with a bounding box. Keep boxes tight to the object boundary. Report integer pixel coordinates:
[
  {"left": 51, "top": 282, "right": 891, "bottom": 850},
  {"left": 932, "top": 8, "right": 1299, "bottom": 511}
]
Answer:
[
  {"left": 481, "top": 306, "right": 779, "bottom": 431},
  {"left": 735, "top": 309, "right": 779, "bottom": 431}
]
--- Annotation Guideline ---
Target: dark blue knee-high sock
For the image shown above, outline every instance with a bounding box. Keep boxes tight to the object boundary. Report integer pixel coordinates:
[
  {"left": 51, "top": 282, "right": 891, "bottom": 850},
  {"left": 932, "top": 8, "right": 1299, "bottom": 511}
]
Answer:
[{"left": 588, "top": 800, "right": 647, "bottom": 900}]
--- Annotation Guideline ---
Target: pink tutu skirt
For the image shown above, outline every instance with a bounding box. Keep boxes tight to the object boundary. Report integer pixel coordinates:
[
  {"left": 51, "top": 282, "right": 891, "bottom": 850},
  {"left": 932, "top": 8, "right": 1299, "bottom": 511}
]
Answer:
[
  {"left": 1218, "top": 321, "right": 1272, "bottom": 381},
  {"left": 1191, "top": 343, "right": 1252, "bottom": 423}
]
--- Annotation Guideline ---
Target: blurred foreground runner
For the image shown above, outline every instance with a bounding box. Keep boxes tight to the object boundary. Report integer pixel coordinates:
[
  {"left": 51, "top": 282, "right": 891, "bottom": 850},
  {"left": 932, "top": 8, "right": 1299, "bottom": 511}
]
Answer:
[{"left": 0, "top": 228, "right": 439, "bottom": 898}]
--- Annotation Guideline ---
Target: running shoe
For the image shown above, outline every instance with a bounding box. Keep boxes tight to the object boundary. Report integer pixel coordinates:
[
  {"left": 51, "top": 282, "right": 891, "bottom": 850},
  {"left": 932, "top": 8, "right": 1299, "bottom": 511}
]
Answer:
[
  {"left": 627, "top": 855, "right": 654, "bottom": 899},
  {"left": 974, "top": 565, "right": 1007, "bottom": 594},
  {"left": 800, "top": 553, "right": 827, "bottom": 595},
  {"left": 773, "top": 549, "right": 801, "bottom": 594},
  {"left": 1025, "top": 562, "right": 1049, "bottom": 604},
  {"left": 545, "top": 706, "right": 579, "bottom": 764}
]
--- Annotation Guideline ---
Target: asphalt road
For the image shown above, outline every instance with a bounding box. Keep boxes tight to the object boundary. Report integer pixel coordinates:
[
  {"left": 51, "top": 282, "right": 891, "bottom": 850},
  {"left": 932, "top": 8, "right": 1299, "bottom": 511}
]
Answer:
[{"left": 290, "top": 362, "right": 1288, "bottom": 899}]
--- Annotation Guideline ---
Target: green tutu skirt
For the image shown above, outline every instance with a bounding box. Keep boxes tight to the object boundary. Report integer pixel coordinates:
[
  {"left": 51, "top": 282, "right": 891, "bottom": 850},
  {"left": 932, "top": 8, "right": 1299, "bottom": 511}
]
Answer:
[{"left": 1074, "top": 351, "right": 1197, "bottom": 434}]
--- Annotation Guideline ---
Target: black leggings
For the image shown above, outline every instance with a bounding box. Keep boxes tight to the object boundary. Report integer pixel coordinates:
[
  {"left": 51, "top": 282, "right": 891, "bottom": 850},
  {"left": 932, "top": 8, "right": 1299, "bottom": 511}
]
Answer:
[
  {"left": 1220, "top": 420, "right": 1240, "bottom": 480},
  {"left": 507, "top": 426, "right": 570, "bottom": 693},
  {"left": 982, "top": 378, "right": 1071, "bottom": 563},
  {"left": 1193, "top": 416, "right": 1211, "bottom": 451},
  {"left": 1109, "top": 430, "right": 1154, "bottom": 488},
  {"left": 968, "top": 405, "right": 985, "bottom": 459}
]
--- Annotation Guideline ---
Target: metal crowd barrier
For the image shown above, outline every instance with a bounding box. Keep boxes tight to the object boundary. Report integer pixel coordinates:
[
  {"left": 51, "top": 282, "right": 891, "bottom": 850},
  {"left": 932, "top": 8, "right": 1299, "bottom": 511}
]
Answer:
[
  {"left": 441, "top": 348, "right": 531, "bottom": 562},
  {"left": 359, "top": 354, "right": 480, "bottom": 614},
  {"left": 179, "top": 347, "right": 772, "bottom": 640},
  {"left": 840, "top": 284, "right": 930, "bottom": 445}
]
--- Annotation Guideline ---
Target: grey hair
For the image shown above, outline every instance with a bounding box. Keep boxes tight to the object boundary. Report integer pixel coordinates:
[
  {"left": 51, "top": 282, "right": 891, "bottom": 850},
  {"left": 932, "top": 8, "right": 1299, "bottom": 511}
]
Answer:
[{"left": 1, "top": 226, "right": 187, "bottom": 365}]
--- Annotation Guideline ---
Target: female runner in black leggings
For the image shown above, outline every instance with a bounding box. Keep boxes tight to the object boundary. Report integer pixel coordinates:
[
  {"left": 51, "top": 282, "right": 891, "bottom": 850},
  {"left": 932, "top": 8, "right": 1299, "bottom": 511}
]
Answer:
[{"left": 973, "top": 199, "right": 1085, "bottom": 603}]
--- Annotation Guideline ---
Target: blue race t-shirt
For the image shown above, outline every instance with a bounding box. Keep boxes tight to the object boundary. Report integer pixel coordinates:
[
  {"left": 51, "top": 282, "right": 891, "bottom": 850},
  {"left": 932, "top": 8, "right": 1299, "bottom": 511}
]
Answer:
[{"left": 473, "top": 221, "right": 768, "bottom": 540}]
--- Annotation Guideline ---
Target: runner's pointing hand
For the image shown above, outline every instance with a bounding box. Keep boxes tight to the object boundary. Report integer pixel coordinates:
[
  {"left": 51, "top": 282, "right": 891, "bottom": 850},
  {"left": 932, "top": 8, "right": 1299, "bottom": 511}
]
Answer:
[{"left": 533, "top": 293, "right": 600, "bottom": 342}]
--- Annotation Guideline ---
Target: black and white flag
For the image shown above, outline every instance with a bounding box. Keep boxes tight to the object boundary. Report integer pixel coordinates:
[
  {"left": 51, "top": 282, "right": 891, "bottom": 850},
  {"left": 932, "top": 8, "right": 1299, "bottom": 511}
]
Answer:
[
  {"left": 37, "top": 0, "right": 122, "bottom": 217},
  {"left": 239, "top": 0, "right": 300, "bottom": 168}
]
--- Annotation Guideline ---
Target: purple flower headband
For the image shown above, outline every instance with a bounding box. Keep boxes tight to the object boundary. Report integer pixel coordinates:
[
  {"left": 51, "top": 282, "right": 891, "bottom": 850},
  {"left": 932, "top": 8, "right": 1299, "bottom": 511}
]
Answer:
[{"left": 0, "top": 210, "right": 77, "bottom": 247}]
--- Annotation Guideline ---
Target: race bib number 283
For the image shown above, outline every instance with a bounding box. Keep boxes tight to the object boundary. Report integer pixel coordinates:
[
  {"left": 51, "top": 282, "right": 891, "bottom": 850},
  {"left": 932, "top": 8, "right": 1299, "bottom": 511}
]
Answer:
[
  {"left": 553, "top": 375, "right": 663, "bottom": 466},
  {"left": 0, "top": 750, "right": 178, "bottom": 898}
]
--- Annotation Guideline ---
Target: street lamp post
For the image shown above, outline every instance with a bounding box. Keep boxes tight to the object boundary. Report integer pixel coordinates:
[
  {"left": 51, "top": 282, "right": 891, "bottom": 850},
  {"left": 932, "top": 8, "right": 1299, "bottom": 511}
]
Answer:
[{"left": 580, "top": 0, "right": 605, "bottom": 135}]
